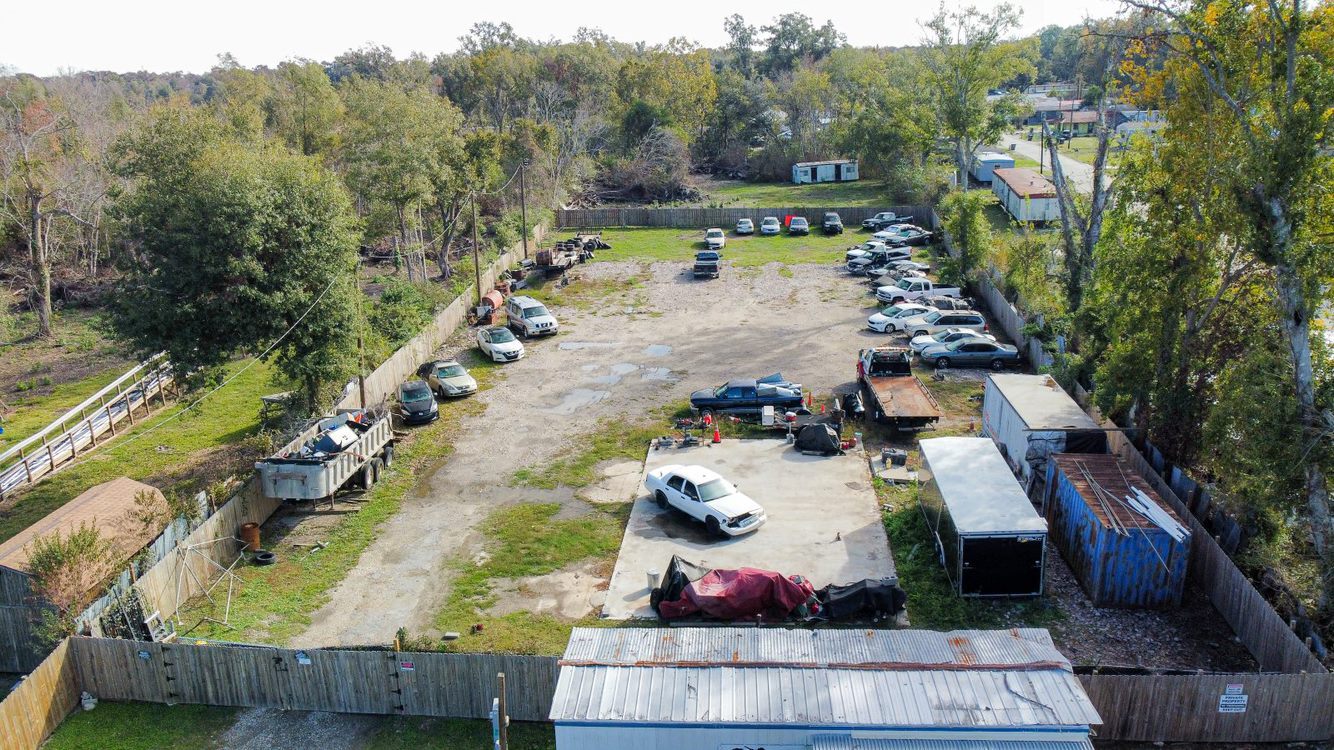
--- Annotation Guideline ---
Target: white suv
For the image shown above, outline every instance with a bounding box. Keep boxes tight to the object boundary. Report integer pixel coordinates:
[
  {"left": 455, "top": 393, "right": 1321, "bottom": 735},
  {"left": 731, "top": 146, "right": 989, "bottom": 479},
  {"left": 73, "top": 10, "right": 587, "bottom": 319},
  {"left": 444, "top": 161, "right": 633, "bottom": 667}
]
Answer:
[{"left": 505, "top": 295, "right": 559, "bottom": 337}]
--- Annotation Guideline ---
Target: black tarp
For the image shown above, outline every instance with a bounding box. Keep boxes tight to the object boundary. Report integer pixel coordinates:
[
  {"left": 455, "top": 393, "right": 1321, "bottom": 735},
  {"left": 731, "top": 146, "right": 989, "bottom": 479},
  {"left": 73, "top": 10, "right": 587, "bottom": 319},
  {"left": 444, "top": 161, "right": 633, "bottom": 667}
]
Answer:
[
  {"left": 794, "top": 423, "right": 843, "bottom": 455},
  {"left": 650, "top": 555, "right": 711, "bottom": 613},
  {"left": 816, "top": 579, "right": 907, "bottom": 620}
]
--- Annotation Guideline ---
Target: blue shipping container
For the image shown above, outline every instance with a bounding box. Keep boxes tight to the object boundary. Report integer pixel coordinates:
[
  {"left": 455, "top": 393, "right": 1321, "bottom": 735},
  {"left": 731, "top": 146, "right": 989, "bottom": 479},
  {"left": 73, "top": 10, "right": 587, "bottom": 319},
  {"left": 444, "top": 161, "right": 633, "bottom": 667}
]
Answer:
[{"left": 1045, "top": 453, "right": 1189, "bottom": 608}]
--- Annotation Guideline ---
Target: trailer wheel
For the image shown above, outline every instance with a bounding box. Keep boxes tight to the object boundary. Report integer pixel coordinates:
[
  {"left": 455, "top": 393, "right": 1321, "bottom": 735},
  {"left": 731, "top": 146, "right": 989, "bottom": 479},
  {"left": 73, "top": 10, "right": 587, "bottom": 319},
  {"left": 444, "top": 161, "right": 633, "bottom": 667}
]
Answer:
[
  {"left": 382, "top": 443, "right": 395, "bottom": 468},
  {"left": 362, "top": 458, "right": 383, "bottom": 490}
]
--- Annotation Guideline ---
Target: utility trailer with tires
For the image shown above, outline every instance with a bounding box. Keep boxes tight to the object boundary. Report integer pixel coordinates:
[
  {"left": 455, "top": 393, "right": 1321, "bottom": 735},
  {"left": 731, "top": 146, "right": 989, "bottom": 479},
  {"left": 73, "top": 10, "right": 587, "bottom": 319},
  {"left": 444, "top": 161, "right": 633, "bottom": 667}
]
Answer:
[
  {"left": 255, "top": 409, "right": 394, "bottom": 508},
  {"left": 856, "top": 347, "right": 941, "bottom": 431}
]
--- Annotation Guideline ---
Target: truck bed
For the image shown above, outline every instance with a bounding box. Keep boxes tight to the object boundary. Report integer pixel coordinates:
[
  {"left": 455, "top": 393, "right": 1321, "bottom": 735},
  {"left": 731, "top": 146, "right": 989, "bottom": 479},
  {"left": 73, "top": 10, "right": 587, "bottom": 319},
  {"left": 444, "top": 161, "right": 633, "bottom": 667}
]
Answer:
[{"left": 864, "top": 374, "right": 942, "bottom": 421}]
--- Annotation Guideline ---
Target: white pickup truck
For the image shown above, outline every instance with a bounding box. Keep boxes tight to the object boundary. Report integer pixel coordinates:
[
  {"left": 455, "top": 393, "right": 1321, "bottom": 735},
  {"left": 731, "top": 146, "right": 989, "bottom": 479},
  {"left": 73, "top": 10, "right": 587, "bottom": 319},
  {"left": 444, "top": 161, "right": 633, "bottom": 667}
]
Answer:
[{"left": 875, "top": 276, "right": 962, "bottom": 304}]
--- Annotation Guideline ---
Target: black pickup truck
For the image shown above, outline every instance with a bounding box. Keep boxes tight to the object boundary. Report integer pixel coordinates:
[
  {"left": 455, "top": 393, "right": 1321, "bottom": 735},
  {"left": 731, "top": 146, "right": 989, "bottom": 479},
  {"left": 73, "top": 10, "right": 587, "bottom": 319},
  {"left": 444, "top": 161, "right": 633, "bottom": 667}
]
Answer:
[
  {"left": 690, "top": 377, "right": 804, "bottom": 416},
  {"left": 693, "top": 251, "right": 720, "bottom": 279}
]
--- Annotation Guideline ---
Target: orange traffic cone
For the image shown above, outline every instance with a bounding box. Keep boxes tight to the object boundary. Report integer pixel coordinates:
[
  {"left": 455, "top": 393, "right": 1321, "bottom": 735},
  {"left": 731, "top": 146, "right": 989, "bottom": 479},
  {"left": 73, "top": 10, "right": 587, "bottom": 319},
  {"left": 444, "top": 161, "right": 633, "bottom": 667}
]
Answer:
[
  {"left": 712, "top": 427, "right": 722, "bottom": 444},
  {"left": 820, "top": 403, "right": 826, "bottom": 414},
  {"left": 806, "top": 391, "right": 813, "bottom": 407}
]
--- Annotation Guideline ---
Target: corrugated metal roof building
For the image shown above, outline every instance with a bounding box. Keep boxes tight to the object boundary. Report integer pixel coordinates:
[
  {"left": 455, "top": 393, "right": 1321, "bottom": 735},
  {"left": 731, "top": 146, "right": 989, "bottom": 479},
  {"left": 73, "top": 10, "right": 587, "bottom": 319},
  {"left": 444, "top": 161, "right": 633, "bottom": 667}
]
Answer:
[{"left": 550, "top": 627, "right": 1100, "bottom": 750}]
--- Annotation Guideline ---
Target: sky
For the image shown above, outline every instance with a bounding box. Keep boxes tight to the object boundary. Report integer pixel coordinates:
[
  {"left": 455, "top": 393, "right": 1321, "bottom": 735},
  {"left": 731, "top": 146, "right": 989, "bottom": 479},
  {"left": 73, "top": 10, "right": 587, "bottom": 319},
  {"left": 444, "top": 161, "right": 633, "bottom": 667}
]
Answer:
[{"left": 4, "top": 0, "right": 1122, "bottom": 77}]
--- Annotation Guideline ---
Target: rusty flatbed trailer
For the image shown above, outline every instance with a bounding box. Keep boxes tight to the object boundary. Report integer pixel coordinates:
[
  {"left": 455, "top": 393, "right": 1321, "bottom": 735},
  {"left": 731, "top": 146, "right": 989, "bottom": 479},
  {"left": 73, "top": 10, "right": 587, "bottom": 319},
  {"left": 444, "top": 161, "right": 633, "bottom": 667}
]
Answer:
[{"left": 857, "top": 347, "right": 942, "bottom": 430}]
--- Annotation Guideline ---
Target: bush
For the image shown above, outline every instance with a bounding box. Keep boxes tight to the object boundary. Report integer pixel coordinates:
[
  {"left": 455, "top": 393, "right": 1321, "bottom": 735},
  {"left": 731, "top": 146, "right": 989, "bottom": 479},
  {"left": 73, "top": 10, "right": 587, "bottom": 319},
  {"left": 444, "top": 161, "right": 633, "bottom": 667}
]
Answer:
[{"left": 368, "top": 277, "right": 435, "bottom": 347}]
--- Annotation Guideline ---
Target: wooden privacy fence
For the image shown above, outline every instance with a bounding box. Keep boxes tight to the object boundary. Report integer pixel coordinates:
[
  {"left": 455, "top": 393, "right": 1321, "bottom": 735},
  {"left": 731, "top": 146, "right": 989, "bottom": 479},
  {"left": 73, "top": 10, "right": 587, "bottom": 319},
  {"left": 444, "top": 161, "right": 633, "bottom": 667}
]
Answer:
[
  {"left": 556, "top": 205, "right": 931, "bottom": 229},
  {"left": 1081, "top": 672, "right": 1334, "bottom": 743},
  {"left": 0, "top": 354, "right": 174, "bottom": 498},
  {"left": 69, "top": 637, "right": 558, "bottom": 721},
  {"left": 0, "top": 639, "right": 78, "bottom": 750},
  {"left": 1102, "top": 428, "right": 1326, "bottom": 674}
]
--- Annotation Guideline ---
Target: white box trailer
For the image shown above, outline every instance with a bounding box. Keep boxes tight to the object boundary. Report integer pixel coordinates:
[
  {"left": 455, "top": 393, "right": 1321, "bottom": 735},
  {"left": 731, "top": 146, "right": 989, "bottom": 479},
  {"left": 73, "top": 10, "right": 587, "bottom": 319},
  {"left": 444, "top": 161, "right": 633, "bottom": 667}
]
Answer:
[
  {"left": 981, "top": 374, "right": 1105, "bottom": 488},
  {"left": 791, "top": 159, "right": 859, "bottom": 184},
  {"left": 255, "top": 410, "right": 393, "bottom": 505},
  {"left": 919, "top": 437, "right": 1047, "bottom": 597}
]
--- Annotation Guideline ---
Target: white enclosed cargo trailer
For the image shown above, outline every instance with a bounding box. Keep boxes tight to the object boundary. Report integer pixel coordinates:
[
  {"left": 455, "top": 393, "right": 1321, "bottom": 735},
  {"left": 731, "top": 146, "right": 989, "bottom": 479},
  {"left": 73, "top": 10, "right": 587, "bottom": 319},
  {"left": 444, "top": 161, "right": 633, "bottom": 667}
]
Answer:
[
  {"left": 255, "top": 410, "right": 393, "bottom": 506},
  {"left": 981, "top": 373, "right": 1105, "bottom": 488}
]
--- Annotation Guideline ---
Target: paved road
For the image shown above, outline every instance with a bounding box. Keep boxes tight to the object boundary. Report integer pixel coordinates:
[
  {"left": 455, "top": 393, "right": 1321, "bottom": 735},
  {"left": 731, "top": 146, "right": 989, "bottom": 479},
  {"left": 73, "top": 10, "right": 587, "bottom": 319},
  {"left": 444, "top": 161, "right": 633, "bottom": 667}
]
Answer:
[{"left": 997, "top": 133, "right": 1096, "bottom": 194}]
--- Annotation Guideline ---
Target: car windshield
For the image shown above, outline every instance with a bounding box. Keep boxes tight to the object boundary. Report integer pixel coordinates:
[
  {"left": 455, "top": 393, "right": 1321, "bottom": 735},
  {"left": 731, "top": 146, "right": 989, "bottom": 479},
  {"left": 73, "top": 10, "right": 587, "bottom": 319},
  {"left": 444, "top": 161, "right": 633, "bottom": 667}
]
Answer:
[
  {"left": 401, "top": 384, "right": 431, "bottom": 402},
  {"left": 706, "top": 229, "right": 723, "bottom": 238},
  {"left": 923, "top": 311, "right": 942, "bottom": 323},
  {"left": 697, "top": 478, "right": 736, "bottom": 502},
  {"left": 522, "top": 305, "right": 550, "bottom": 319},
  {"left": 438, "top": 364, "right": 466, "bottom": 377},
  {"left": 883, "top": 305, "right": 905, "bottom": 316},
  {"left": 931, "top": 330, "right": 953, "bottom": 341},
  {"left": 825, "top": 214, "right": 838, "bottom": 221},
  {"left": 892, "top": 307, "right": 922, "bottom": 318},
  {"left": 489, "top": 328, "right": 515, "bottom": 343},
  {"left": 896, "top": 278, "right": 913, "bottom": 289},
  {"left": 762, "top": 218, "right": 778, "bottom": 225},
  {"left": 947, "top": 339, "right": 972, "bottom": 351}
]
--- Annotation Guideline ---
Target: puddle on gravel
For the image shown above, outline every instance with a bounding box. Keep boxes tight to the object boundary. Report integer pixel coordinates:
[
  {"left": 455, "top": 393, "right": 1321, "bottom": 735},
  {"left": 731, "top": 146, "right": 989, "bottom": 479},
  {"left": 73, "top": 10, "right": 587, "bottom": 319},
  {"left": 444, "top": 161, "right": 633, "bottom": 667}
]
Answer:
[
  {"left": 546, "top": 388, "right": 611, "bottom": 414},
  {"left": 642, "top": 344, "right": 672, "bottom": 357},
  {"left": 640, "top": 367, "right": 673, "bottom": 381},
  {"left": 592, "top": 374, "right": 622, "bottom": 385},
  {"left": 581, "top": 364, "right": 599, "bottom": 372},
  {"left": 559, "top": 341, "right": 622, "bottom": 351},
  {"left": 609, "top": 363, "right": 639, "bottom": 376}
]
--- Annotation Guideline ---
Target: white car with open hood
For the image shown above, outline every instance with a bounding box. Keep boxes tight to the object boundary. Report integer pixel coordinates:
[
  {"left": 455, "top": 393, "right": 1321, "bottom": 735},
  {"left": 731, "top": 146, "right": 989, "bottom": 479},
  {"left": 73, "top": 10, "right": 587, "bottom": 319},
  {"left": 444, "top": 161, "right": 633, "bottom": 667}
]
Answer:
[{"left": 644, "top": 464, "right": 767, "bottom": 538}]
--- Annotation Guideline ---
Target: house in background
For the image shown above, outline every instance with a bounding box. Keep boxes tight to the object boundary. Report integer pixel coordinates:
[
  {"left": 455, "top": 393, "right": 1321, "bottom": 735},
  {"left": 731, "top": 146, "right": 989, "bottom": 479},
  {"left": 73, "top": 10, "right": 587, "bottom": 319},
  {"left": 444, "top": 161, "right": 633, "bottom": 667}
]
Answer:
[
  {"left": 1114, "top": 109, "right": 1165, "bottom": 135},
  {"left": 992, "top": 167, "right": 1061, "bottom": 224},
  {"left": 1059, "top": 110, "right": 1100, "bottom": 135},
  {"left": 791, "top": 159, "right": 858, "bottom": 184}
]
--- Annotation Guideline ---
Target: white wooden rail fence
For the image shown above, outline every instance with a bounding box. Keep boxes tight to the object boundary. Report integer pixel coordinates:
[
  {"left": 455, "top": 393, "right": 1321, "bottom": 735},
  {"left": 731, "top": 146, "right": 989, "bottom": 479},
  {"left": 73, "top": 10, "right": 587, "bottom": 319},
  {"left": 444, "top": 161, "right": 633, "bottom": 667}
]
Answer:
[{"left": 0, "top": 354, "right": 174, "bottom": 498}]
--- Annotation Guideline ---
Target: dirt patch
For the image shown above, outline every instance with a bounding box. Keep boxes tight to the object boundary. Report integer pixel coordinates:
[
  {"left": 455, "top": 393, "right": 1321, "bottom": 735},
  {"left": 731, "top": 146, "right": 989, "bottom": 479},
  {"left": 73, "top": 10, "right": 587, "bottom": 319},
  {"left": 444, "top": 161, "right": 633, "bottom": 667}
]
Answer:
[
  {"left": 221, "top": 707, "right": 381, "bottom": 750},
  {"left": 484, "top": 559, "right": 608, "bottom": 619}
]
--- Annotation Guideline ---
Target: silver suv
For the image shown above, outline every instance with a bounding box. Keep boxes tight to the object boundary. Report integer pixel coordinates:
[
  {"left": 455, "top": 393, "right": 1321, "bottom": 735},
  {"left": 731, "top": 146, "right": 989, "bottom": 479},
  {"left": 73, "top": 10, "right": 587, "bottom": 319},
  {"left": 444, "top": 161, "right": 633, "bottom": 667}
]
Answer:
[{"left": 505, "top": 295, "right": 559, "bottom": 337}]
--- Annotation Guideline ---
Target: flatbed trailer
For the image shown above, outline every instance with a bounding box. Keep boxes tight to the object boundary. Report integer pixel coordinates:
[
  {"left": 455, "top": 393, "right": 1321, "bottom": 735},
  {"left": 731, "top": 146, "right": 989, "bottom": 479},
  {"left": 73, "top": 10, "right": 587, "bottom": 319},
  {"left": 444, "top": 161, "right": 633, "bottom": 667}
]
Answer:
[
  {"left": 857, "top": 347, "right": 942, "bottom": 431},
  {"left": 255, "top": 410, "right": 394, "bottom": 507}
]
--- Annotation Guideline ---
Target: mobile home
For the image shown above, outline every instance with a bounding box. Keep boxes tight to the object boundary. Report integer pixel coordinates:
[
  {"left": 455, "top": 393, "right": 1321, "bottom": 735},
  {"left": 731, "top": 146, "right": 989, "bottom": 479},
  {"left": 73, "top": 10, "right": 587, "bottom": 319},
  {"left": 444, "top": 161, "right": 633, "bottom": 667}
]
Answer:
[
  {"left": 970, "top": 151, "right": 1015, "bottom": 184},
  {"left": 992, "top": 167, "right": 1061, "bottom": 223},
  {"left": 792, "top": 159, "right": 859, "bottom": 184}
]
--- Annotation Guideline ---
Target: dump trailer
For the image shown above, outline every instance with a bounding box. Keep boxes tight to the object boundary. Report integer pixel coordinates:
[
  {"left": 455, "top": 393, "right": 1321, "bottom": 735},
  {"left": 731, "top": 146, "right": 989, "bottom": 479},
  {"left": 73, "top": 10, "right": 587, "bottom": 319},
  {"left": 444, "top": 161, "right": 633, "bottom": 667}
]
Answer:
[
  {"left": 857, "top": 347, "right": 941, "bottom": 431},
  {"left": 255, "top": 409, "right": 394, "bottom": 506}
]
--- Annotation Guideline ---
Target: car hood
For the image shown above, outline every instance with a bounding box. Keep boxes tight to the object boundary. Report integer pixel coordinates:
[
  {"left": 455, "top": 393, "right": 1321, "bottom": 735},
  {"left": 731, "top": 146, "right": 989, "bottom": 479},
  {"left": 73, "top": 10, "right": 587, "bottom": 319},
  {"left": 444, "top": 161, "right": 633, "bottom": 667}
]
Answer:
[
  {"left": 867, "top": 312, "right": 892, "bottom": 324},
  {"left": 402, "top": 398, "right": 436, "bottom": 414},
  {"left": 690, "top": 388, "right": 715, "bottom": 401},
  {"left": 706, "top": 491, "right": 763, "bottom": 519},
  {"left": 525, "top": 314, "right": 558, "bottom": 327},
  {"left": 489, "top": 339, "right": 524, "bottom": 352},
  {"left": 918, "top": 344, "right": 954, "bottom": 357},
  {"left": 440, "top": 374, "right": 477, "bottom": 390}
]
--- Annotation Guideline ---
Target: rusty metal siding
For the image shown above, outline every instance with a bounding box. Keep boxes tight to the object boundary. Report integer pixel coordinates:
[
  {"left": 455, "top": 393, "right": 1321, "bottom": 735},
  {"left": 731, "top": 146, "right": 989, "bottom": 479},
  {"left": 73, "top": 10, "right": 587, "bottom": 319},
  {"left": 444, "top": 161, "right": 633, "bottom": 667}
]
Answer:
[{"left": 1045, "top": 456, "right": 1188, "bottom": 608}]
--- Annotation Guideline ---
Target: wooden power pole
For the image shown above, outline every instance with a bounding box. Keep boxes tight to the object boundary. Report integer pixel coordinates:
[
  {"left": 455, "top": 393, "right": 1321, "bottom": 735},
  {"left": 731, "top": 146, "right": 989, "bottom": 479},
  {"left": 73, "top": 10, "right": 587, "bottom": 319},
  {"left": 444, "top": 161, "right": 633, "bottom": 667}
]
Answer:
[
  {"left": 519, "top": 161, "right": 529, "bottom": 260},
  {"left": 471, "top": 195, "right": 482, "bottom": 306}
]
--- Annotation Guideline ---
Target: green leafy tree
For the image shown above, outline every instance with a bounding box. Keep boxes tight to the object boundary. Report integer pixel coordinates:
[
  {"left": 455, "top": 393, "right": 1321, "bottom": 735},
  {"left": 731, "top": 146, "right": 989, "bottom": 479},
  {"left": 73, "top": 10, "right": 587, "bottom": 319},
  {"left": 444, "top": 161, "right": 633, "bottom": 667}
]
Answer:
[
  {"left": 938, "top": 188, "right": 993, "bottom": 280},
  {"left": 268, "top": 60, "right": 342, "bottom": 156},
  {"left": 110, "top": 109, "right": 359, "bottom": 408}
]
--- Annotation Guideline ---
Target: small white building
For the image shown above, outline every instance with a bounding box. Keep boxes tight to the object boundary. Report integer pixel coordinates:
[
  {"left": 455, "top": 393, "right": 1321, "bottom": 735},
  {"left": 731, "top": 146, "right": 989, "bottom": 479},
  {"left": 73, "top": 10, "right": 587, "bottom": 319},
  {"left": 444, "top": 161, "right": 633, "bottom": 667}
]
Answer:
[
  {"left": 550, "top": 626, "right": 1101, "bottom": 750},
  {"left": 970, "top": 151, "right": 1016, "bottom": 184},
  {"left": 792, "top": 159, "right": 859, "bottom": 184},
  {"left": 992, "top": 167, "right": 1061, "bottom": 223}
]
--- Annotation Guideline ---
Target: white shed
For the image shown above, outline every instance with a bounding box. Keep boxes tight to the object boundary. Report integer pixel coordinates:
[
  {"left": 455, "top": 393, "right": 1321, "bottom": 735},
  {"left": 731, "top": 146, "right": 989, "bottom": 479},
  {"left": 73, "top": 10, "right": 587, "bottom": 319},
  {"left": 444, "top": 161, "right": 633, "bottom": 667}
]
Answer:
[
  {"left": 971, "top": 151, "right": 1016, "bottom": 184},
  {"left": 792, "top": 159, "right": 859, "bottom": 184},
  {"left": 981, "top": 374, "right": 1106, "bottom": 487},
  {"left": 550, "top": 626, "right": 1101, "bottom": 750},
  {"left": 991, "top": 168, "right": 1061, "bottom": 223}
]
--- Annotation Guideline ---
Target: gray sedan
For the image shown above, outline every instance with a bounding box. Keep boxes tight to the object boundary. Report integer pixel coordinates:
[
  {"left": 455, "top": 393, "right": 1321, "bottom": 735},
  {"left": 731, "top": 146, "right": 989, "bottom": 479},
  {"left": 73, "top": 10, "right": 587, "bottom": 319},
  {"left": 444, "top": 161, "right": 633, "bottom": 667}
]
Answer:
[{"left": 919, "top": 339, "right": 1020, "bottom": 370}]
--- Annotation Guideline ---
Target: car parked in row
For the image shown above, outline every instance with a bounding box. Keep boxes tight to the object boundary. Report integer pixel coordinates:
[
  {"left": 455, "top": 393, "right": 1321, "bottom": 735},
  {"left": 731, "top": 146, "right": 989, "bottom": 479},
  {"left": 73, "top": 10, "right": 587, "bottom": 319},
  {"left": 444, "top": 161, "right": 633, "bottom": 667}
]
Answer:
[
  {"left": 862, "top": 211, "right": 907, "bottom": 231},
  {"left": 705, "top": 227, "right": 726, "bottom": 250},
  {"left": 866, "top": 302, "right": 936, "bottom": 333},
  {"left": 645, "top": 464, "right": 767, "bottom": 538},
  {"left": 919, "top": 339, "right": 1020, "bottom": 370},
  {"left": 506, "top": 295, "right": 559, "bottom": 337},
  {"left": 847, "top": 246, "right": 913, "bottom": 276},
  {"left": 899, "top": 310, "right": 988, "bottom": 338},
  {"left": 873, "top": 224, "right": 933, "bottom": 246},
  {"left": 477, "top": 326, "right": 524, "bottom": 362},
  {"left": 397, "top": 380, "right": 439, "bottom": 425},
  {"left": 909, "top": 328, "right": 997, "bottom": 354},
  {"left": 788, "top": 216, "right": 810, "bottom": 235},
  {"left": 875, "top": 276, "right": 962, "bottom": 304},
  {"left": 759, "top": 216, "right": 781, "bottom": 235},
  {"left": 690, "top": 376, "right": 804, "bottom": 416},
  {"left": 846, "top": 240, "right": 889, "bottom": 263},
  {"left": 735, "top": 218, "right": 754, "bottom": 235},
  {"left": 418, "top": 359, "right": 478, "bottom": 398},
  {"left": 822, "top": 212, "right": 843, "bottom": 235}
]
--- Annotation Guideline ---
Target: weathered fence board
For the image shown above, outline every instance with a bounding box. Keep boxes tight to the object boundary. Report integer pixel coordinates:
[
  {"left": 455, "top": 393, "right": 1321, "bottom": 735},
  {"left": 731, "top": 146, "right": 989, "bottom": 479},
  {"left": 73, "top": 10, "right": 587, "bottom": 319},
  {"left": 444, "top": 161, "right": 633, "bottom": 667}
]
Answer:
[
  {"left": 0, "top": 639, "right": 78, "bottom": 750},
  {"left": 70, "top": 637, "right": 558, "bottom": 722},
  {"left": 1081, "top": 672, "right": 1334, "bottom": 742},
  {"left": 556, "top": 206, "right": 930, "bottom": 229}
]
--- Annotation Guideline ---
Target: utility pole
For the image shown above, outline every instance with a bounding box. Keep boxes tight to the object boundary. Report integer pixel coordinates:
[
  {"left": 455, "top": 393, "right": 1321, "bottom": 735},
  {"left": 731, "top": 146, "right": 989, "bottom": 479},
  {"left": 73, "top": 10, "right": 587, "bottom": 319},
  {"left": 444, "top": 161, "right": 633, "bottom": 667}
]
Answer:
[
  {"left": 519, "top": 160, "right": 530, "bottom": 260},
  {"left": 471, "top": 194, "right": 482, "bottom": 306},
  {"left": 355, "top": 259, "right": 366, "bottom": 409}
]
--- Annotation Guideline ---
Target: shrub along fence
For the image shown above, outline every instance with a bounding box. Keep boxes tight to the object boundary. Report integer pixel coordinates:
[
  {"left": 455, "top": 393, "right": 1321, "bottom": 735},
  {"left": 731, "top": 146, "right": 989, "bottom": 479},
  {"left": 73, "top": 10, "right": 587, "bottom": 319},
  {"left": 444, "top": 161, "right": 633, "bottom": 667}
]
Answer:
[{"left": 556, "top": 205, "right": 930, "bottom": 229}]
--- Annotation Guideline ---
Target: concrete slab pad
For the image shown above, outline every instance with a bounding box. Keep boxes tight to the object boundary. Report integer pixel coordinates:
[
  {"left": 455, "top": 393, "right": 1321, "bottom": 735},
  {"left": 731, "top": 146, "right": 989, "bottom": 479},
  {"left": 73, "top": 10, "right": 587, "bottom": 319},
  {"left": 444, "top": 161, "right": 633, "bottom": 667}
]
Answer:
[{"left": 603, "top": 439, "right": 896, "bottom": 619}]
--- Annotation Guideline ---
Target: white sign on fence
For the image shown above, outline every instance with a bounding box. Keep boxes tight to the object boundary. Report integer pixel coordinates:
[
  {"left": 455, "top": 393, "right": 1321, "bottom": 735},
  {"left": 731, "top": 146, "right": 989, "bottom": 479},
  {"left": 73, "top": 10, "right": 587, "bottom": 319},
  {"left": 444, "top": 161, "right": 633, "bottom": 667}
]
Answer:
[{"left": 1218, "top": 685, "right": 1248, "bottom": 713}]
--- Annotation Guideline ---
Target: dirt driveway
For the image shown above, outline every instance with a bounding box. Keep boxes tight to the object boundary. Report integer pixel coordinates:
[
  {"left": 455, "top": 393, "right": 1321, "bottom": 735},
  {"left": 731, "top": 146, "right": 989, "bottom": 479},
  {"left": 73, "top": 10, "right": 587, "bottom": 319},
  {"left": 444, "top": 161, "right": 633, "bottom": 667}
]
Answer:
[{"left": 300, "top": 259, "right": 889, "bottom": 647}]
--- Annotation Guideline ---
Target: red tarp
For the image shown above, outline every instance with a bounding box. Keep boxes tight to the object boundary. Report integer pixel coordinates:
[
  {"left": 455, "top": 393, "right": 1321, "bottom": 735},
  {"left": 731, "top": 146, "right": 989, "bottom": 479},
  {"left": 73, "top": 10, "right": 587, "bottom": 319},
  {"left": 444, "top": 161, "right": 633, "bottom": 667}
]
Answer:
[{"left": 657, "top": 567, "right": 816, "bottom": 620}]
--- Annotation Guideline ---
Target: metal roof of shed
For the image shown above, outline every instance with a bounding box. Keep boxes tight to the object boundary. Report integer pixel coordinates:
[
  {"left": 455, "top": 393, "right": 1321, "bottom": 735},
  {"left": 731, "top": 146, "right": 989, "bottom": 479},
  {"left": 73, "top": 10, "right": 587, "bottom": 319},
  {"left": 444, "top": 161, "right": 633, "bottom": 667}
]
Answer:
[
  {"left": 986, "top": 375, "right": 1098, "bottom": 431},
  {"left": 794, "top": 159, "right": 858, "bottom": 167},
  {"left": 549, "top": 664, "right": 1100, "bottom": 727},
  {"left": 811, "top": 737, "right": 1094, "bottom": 750},
  {"left": 919, "top": 437, "right": 1047, "bottom": 535},
  {"left": 992, "top": 168, "right": 1058, "bottom": 199},
  {"left": 562, "top": 627, "right": 1070, "bottom": 670},
  {"left": 1049, "top": 453, "right": 1183, "bottom": 532}
]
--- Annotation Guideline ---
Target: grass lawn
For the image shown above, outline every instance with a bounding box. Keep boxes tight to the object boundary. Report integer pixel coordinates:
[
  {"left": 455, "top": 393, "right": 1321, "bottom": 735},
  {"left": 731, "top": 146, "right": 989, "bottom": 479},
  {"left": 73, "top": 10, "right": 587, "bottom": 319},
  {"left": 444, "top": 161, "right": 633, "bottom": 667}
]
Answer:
[
  {"left": 594, "top": 227, "right": 863, "bottom": 267},
  {"left": 699, "top": 178, "right": 895, "bottom": 208},
  {"left": 43, "top": 701, "right": 556, "bottom": 750},
  {"left": 0, "top": 359, "right": 275, "bottom": 546},
  {"left": 178, "top": 352, "right": 507, "bottom": 645},
  {"left": 1057, "top": 136, "right": 1126, "bottom": 167},
  {"left": 0, "top": 367, "right": 134, "bottom": 449}
]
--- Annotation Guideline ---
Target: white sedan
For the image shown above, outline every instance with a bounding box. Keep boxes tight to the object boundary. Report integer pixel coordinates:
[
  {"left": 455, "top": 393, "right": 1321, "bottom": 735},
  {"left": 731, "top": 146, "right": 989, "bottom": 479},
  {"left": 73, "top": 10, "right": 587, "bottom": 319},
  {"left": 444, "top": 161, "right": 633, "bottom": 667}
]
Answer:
[
  {"left": 866, "top": 303, "right": 935, "bottom": 333},
  {"left": 909, "top": 327, "right": 997, "bottom": 353},
  {"left": 644, "top": 464, "right": 767, "bottom": 538},
  {"left": 476, "top": 326, "right": 525, "bottom": 363},
  {"left": 704, "top": 228, "right": 726, "bottom": 250},
  {"left": 735, "top": 218, "right": 754, "bottom": 234}
]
